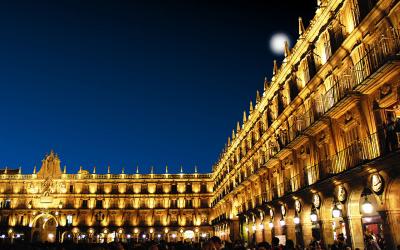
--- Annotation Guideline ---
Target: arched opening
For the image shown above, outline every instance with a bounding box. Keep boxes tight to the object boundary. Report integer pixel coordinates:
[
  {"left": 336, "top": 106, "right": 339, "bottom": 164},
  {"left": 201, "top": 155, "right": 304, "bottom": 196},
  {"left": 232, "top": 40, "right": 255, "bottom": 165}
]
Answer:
[{"left": 30, "top": 214, "right": 58, "bottom": 243}]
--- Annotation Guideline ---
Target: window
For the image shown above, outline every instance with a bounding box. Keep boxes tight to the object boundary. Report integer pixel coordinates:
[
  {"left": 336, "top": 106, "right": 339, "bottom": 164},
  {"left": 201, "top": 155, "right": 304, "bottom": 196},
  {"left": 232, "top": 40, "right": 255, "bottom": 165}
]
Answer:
[
  {"left": 82, "top": 200, "right": 88, "bottom": 209},
  {"left": 66, "top": 215, "right": 73, "bottom": 226},
  {"left": 96, "top": 200, "right": 102, "bottom": 209}
]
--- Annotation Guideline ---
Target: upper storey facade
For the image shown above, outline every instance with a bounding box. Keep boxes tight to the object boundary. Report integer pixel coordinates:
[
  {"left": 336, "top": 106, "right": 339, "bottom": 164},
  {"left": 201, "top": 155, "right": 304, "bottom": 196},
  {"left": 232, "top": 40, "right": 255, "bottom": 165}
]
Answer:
[{"left": 210, "top": 0, "right": 400, "bottom": 240}]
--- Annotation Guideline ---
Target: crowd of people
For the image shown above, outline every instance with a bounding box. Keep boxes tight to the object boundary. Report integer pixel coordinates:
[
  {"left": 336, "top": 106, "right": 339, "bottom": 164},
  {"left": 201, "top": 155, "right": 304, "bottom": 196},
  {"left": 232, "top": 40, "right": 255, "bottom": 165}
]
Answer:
[{"left": 0, "top": 235, "right": 398, "bottom": 250}]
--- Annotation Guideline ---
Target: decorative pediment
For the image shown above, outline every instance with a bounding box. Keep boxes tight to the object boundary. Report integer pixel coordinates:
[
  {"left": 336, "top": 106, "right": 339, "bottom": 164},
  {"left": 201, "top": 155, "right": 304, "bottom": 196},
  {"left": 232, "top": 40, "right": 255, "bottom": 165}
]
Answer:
[{"left": 37, "top": 150, "right": 62, "bottom": 179}]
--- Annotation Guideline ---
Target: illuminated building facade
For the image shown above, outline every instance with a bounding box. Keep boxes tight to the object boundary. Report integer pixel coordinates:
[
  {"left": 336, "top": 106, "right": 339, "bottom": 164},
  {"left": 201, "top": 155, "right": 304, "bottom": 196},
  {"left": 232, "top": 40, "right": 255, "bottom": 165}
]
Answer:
[
  {"left": 0, "top": 151, "right": 214, "bottom": 243},
  {"left": 210, "top": 0, "right": 400, "bottom": 248},
  {"left": 0, "top": 0, "right": 400, "bottom": 248}
]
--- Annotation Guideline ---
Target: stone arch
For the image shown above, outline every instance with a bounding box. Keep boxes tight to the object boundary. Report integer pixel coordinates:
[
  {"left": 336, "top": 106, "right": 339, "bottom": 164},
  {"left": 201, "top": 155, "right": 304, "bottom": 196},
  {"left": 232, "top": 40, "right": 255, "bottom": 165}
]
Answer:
[
  {"left": 384, "top": 177, "right": 400, "bottom": 246},
  {"left": 30, "top": 213, "right": 59, "bottom": 228},
  {"left": 30, "top": 213, "right": 59, "bottom": 243}
]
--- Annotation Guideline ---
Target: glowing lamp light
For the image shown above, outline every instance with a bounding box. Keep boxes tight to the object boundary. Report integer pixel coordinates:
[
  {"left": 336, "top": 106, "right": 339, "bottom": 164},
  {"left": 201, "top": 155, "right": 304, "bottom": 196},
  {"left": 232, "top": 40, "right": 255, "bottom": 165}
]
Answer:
[
  {"left": 268, "top": 221, "right": 274, "bottom": 229},
  {"left": 157, "top": 234, "right": 161, "bottom": 238},
  {"left": 362, "top": 199, "right": 374, "bottom": 214},
  {"left": 294, "top": 216, "right": 300, "bottom": 225},
  {"left": 47, "top": 233, "right": 55, "bottom": 240},
  {"left": 245, "top": 227, "right": 249, "bottom": 232},
  {"left": 164, "top": 228, "right": 169, "bottom": 233},
  {"left": 252, "top": 225, "right": 256, "bottom": 231},
  {"left": 201, "top": 233, "right": 207, "bottom": 238},
  {"left": 127, "top": 234, "right": 131, "bottom": 239},
  {"left": 142, "top": 234, "right": 146, "bottom": 239},
  {"left": 332, "top": 205, "right": 341, "bottom": 218},
  {"left": 149, "top": 228, "right": 154, "bottom": 234},
  {"left": 279, "top": 219, "right": 286, "bottom": 227},
  {"left": 172, "top": 234, "right": 176, "bottom": 239},
  {"left": 310, "top": 211, "right": 318, "bottom": 222},
  {"left": 134, "top": 228, "right": 139, "bottom": 234},
  {"left": 259, "top": 223, "right": 264, "bottom": 230}
]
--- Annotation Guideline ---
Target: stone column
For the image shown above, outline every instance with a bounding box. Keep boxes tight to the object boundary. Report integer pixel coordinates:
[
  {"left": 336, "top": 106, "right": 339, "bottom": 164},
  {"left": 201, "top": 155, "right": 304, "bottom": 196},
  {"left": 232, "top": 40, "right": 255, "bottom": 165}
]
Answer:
[
  {"left": 347, "top": 214, "right": 364, "bottom": 249},
  {"left": 379, "top": 211, "right": 395, "bottom": 249},
  {"left": 230, "top": 219, "right": 240, "bottom": 241},
  {"left": 387, "top": 210, "right": 400, "bottom": 246},
  {"left": 321, "top": 218, "right": 334, "bottom": 246}
]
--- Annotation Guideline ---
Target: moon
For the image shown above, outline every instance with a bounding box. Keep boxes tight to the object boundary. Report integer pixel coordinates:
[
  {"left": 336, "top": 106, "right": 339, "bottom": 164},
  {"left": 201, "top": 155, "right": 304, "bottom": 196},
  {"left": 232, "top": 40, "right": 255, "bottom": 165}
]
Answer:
[{"left": 269, "top": 33, "right": 291, "bottom": 55}]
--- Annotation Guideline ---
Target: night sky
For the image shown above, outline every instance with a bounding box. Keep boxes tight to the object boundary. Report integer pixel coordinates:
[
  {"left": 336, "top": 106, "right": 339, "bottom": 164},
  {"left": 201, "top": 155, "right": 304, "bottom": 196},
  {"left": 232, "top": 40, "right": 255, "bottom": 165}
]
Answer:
[{"left": 0, "top": 0, "right": 315, "bottom": 174}]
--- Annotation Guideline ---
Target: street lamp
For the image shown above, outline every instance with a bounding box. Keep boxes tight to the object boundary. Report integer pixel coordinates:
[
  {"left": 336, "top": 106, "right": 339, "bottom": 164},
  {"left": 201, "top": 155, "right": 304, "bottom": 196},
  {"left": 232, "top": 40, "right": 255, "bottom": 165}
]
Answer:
[
  {"left": 362, "top": 197, "right": 374, "bottom": 214},
  {"left": 268, "top": 220, "right": 274, "bottom": 229},
  {"left": 361, "top": 187, "right": 374, "bottom": 214},
  {"left": 279, "top": 218, "right": 286, "bottom": 227},
  {"left": 293, "top": 216, "right": 300, "bottom": 225},
  {"left": 332, "top": 203, "right": 341, "bottom": 218},
  {"left": 310, "top": 209, "right": 318, "bottom": 222}
]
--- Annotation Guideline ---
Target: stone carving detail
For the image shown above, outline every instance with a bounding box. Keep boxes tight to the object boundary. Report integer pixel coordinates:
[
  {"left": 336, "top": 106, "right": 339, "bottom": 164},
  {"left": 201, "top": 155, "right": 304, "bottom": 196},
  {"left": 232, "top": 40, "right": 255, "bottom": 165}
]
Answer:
[{"left": 41, "top": 177, "right": 55, "bottom": 197}]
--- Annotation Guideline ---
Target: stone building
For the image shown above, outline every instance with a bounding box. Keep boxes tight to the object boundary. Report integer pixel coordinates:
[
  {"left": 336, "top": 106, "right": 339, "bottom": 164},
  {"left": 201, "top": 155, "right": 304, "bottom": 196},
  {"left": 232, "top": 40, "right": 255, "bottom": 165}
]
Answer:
[
  {"left": 210, "top": 0, "right": 400, "bottom": 248},
  {"left": 0, "top": 0, "right": 400, "bottom": 248},
  {"left": 0, "top": 151, "right": 214, "bottom": 243}
]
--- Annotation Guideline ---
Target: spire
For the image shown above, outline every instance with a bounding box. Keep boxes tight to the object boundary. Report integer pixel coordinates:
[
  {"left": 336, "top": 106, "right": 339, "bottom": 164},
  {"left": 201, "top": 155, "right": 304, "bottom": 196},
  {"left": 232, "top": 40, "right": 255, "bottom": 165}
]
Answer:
[
  {"left": 284, "top": 41, "right": 290, "bottom": 58},
  {"left": 273, "top": 60, "right": 278, "bottom": 76},
  {"left": 93, "top": 166, "right": 96, "bottom": 174},
  {"left": 243, "top": 111, "right": 247, "bottom": 123},
  {"left": 249, "top": 101, "right": 254, "bottom": 113},
  {"left": 263, "top": 76, "right": 269, "bottom": 91},
  {"left": 136, "top": 165, "right": 139, "bottom": 174},
  {"left": 107, "top": 165, "right": 110, "bottom": 174},
  {"left": 33, "top": 166, "right": 37, "bottom": 174},
  {"left": 63, "top": 165, "right": 67, "bottom": 174},
  {"left": 165, "top": 165, "right": 168, "bottom": 174},
  {"left": 18, "top": 166, "right": 21, "bottom": 174},
  {"left": 298, "top": 17, "right": 305, "bottom": 36},
  {"left": 236, "top": 121, "right": 241, "bottom": 132},
  {"left": 194, "top": 165, "right": 198, "bottom": 173},
  {"left": 232, "top": 129, "right": 236, "bottom": 139},
  {"left": 256, "top": 90, "right": 261, "bottom": 103},
  {"left": 150, "top": 165, "right": 154, "bottom": 174},
  {"left": 4, "top": 166, "right": 8, "bottom": 174},
  {"left": 227, "top": 137, "right": 231, "bottom": 146},
  {"left": 180, "top": 165, "right": 183, "bottom": 173},
  {"left": 79, "top": 166, "right": 83, "bottom": 173},
  {"left": 121, "top": 167, "right": 125, "bottom": 174}
]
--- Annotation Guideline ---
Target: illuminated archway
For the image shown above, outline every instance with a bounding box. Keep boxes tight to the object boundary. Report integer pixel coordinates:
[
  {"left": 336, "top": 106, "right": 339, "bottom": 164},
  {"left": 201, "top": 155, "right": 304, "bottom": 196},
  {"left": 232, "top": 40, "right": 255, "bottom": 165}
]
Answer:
[{"left": 30, "top": 213, "right": 59, "bottom": 243}]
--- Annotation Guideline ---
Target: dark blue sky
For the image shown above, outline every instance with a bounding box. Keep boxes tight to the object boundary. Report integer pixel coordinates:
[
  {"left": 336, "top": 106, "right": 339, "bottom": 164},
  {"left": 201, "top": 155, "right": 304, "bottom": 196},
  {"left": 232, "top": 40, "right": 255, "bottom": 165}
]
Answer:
[{"left": 0, "top": 0, "right": 315, "bottom": 174}]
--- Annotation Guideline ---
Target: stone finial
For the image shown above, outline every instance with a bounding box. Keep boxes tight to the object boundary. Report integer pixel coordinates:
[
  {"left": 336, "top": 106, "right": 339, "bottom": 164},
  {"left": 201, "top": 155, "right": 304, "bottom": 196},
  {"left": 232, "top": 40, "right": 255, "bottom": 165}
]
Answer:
[
  {"left": 33, "top": 166, "right": 37, "bottom": 174},
  {"left": 136, "top": 165, "right": 139, "bottom": 174},
  {"left": 236, "top": 121, "right": 241, "bottom": 132},
  {"left": 121, "top": 167, "right": 125, "bottom": 174},
  {"left": 256, "top": 90, "right": 261, "bottom": 103},
  {"left": 93, "top": 166, "right": 96, "bottom": 174},
  {"left": 227, "top": 137, "right": 231, "bottom": 146},
  {"left": 79, "top": 166, "right": 83, "bottom": 173},
  {"left": 18, "top": 166, "right": 22, "bottom": 174},
  {"left": 284, "top": 41, "right": 290, "bottom": 57},
  {"left": 232, "top": 129, "right": 235, "bottom": 139},
  {"left": 264, "top": 76, "right": 269, "bottom": 91},
  {"left": 298, "top": 17, "right": 305, "bottom": 36},
  {"left": 243, "top": 111, "right": 247, "bottom": 123},
  {"left": 180, "top": 165, "right": 183, "bottom": 173},
  {"left": 107, "top": 165, "right": 110, "bottom": 174},
  {"left": 194, "top": 165, "right": 198, "bottom": 173},
  {"left": 150, "top": 165, "right": 154, "bottom": 174},
  {"left": 273, "top": 60, "right": 278, "bottom": 76},
  {"left": 249, "top": 101, "right": 254, "bottom": 113},
  {"left": 63, "top": 165, "right": 67, "bottom": 174},
  {"left": 165, "top": 165, "right": 168, "bottom": 174}
]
